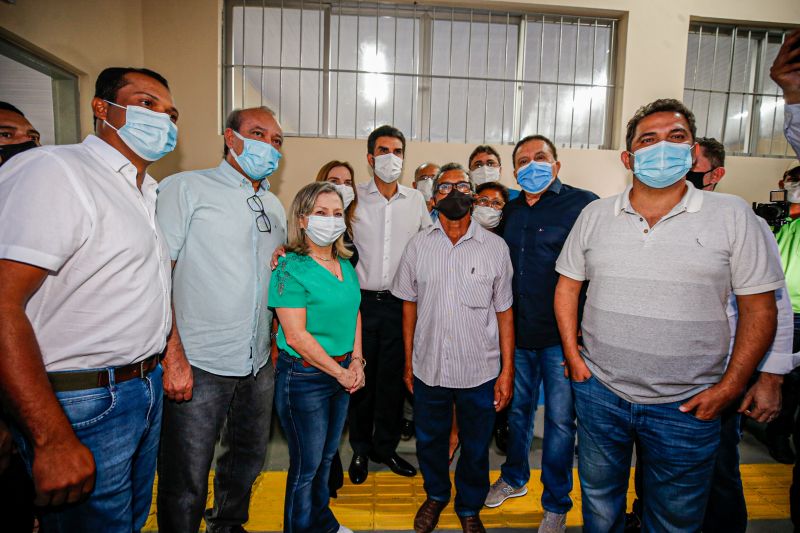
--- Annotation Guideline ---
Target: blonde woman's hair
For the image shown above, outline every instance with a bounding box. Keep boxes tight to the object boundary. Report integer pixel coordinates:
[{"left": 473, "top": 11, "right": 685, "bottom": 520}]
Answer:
[
  {"left": 286, "top": 181, "right": 353, "bottom": 259},
  {"left": 315, "top": 160, "right": 358, "bottom": 232}
]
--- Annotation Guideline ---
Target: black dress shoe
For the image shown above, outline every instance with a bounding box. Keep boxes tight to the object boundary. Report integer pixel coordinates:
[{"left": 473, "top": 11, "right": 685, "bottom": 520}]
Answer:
[
  {"left": 372, "top": 452, "right": 417, "bottom": 477},
  {"left": 414, "top": 498, "right": 448, "bottom": 533},
  {"left": 348, "top": 454, "right": 369, "bottom": 484}
]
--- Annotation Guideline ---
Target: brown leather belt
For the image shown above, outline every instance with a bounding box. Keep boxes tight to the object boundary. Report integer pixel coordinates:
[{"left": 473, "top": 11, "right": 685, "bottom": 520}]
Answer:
[
  {"left": 48, "top": 355, "right": 159, "bottom": 393},
  {"left": 301, "top": 353, "right": 350, "bottom": 368}
]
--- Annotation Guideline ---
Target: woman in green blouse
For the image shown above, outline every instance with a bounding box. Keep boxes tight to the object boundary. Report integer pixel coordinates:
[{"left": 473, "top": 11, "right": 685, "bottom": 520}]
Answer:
[{"left": 269, "top": 181, "right": 365, "bottom": 533}]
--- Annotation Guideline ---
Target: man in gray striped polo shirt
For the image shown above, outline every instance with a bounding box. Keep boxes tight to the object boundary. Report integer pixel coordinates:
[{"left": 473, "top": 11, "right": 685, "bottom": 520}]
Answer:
[
  {"left": 392, "top": 163, "right": 514, "bottom": 533},
  {"left": 554, "top": 99, "right": 784, "bottom": 532}
]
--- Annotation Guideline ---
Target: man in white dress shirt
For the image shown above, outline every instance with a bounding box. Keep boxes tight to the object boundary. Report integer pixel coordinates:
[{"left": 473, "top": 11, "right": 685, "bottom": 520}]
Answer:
[
  {"left": 0, "top": 67, "right": 176, "bottom": 532},
  {"left": 347, "top": 125, "right": 432, "bottom": 484}
]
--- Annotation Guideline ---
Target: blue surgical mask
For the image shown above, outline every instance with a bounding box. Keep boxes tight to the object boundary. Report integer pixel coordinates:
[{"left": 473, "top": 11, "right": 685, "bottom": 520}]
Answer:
[
  {"left": 516, "top": 160, "right": 554, "bottom": 194},
  {"left": 231, "top": 130, "right": 281, "bottom": 182},
  {"left": 104, "top": 100, "right": 177, "bottom": 161},
  {"left": 631, "top": 141, "right": 694, "bottom": 189}
]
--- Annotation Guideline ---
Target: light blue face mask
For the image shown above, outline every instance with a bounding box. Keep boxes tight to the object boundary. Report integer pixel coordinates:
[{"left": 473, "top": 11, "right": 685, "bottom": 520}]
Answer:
[
  {"left": 631, "top": 141, "right": 694, "bottom": 189},
  {"left": 231, "top": 130, "right": 282, "bottom": 182},
  {"left": 104, "top": 100, "right": 177, "bottom": 161},
  {"left": 516, "top": 160, "right": 554, "bottom": 194}
]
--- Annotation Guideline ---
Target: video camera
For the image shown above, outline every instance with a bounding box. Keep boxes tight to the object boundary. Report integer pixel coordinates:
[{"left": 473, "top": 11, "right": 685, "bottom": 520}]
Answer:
[{"left": 753, "top": 189, "right": 790, "bottom": 228}]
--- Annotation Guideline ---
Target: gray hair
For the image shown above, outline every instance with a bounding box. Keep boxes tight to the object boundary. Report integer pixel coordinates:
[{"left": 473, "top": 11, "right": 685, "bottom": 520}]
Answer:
[
  {"left": 223, "top": 106, "right": 278, "bottom": 155},
  {"left": 286, "top": 181, "right": 353, "bottom": 259},
  {"left": 433, "top": 162, "right": 473, "bottom": 193},
  {"left": 414, "top": 162, "right": 440, "bottom": 181}
]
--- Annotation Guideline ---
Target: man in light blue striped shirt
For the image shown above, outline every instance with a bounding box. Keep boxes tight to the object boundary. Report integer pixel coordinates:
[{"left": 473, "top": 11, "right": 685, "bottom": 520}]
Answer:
[{"left": 392, "top": 163, "right": 514, "bottom": 533}]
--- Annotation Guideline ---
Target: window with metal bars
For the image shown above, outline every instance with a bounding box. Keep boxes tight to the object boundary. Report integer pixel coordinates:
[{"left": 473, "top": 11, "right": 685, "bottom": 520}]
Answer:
[
  {"left": 223, "top": 0, "right": 616, "bottom": 148},
  {"left": 684, "top": 23, "right": 795, "bottom": 158}
]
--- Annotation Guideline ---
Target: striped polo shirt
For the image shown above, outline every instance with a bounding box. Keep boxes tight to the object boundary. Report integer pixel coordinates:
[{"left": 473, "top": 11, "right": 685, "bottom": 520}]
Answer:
[
  {"left": 556, "top": 183, "right": 785, "bottom": 404},
  {"left": 392, "top": 218, "right": 514, "bottom": 388}
]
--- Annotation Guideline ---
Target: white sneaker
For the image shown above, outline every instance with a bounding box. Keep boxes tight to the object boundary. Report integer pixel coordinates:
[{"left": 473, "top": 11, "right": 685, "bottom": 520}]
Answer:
[
  {"left": 337, "top": 525, "right": 354, "bottom": 533},
  {"left": 538, "top": 510, "right": 567, "bottom": 533},
  {"left": 483, "top": 477, "right": 528, "bottom": 508}
]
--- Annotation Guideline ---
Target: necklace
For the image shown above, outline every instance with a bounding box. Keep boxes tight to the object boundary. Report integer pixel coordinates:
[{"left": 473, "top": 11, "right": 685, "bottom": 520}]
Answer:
[{"left": 311, "top": 253, "right": 334, "bottom": 262}]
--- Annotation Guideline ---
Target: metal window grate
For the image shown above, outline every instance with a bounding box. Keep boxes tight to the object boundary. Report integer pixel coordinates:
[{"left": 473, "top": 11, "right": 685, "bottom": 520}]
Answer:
[
  {"left": 684, "top": 23, "right": 794, "bottom": 158},
  {"left": 223, "top": 0, "right": 616, "bottom": 148}
]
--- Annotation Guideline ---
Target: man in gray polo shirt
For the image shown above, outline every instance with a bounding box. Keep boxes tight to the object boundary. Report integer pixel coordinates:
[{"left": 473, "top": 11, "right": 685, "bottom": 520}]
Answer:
[
  {"left": 554, "top": 99, "right": 783, "bottom": 532},
  {"left": 392, "top": 163, "right": 514, "bottom": 533}
]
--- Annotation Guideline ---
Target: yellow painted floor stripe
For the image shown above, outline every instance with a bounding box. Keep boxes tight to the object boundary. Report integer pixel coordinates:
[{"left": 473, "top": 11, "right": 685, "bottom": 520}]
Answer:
[{"left": 144, "top": 464, "right": 791, "bottom": 531}]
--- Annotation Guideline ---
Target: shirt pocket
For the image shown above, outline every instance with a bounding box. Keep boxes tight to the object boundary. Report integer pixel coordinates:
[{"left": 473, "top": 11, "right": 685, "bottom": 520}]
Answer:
[{"left": 459, "top": 273, "right": 494, "bottom": 309}]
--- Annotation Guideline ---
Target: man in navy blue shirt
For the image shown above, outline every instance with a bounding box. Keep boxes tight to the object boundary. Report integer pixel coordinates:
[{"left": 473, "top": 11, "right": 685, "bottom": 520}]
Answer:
[{"left": 485, "top": 135, "right": 597, "bottom": 533}]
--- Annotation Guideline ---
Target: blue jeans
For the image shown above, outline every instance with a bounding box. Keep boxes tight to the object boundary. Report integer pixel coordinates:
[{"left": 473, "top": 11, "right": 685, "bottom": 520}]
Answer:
[
  {"left": 414, "top": 377, "right": 496, "bottom": 517},
  {"left": 703, "top": 405, "right": 747, "bottom": 532},
  {"left": 501, "top": 345, "right": 575, "bottom": 514},
  {"left": 16, "top": 364, "right": 163, "bottom": 533},
  {"left": 275, "top": 352, "right": 350, "bottom": 533},
  {"left": 573, "top": 376, "right": 720, "bottom": 533}
]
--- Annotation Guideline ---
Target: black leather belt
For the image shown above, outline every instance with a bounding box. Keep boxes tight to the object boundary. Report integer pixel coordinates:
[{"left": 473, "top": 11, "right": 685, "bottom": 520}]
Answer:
[
  {"left": 361, "top": 289, "right": 398, "bottom": 302},
  {"left": 48, "top": 355, "right": 159, "bottom": 392}
]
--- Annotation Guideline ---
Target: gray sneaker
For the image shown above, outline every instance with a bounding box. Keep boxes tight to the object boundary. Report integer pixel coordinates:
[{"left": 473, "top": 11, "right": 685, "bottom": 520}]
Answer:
[
  {"left": 484, "top": 477, "right": 528, "bottom": 508},
  {"left": 538, "top": 510, "right": 567, "bottom": 533}
]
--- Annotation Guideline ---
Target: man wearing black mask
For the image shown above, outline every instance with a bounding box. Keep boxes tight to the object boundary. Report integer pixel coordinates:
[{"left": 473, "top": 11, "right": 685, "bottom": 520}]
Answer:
[
  {"left": 392, "top": 162, "right": 514, "bottom": 533},
  {"left": 0, "top": 102, "right": 40, "bottom": 166}
]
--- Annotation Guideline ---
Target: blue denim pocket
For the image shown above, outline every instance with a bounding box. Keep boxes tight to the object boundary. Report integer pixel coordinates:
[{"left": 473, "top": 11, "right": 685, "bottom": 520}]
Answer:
[{"left": 56, "top": 386, "right": 117, "bottom": 430}]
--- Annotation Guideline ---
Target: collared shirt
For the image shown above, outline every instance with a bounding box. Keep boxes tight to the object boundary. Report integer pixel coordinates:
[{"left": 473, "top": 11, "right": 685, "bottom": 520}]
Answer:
[
  {"left": 391, "top": 219, "right": 514, "bottom": 388},
  {"left": 0, "top": 135, "right": 171, "bottom": 371},
  {"left": 776, "top": 218, "right": 800, "bottom": 314},
  {"left": 501, "top": 178, "right": 598, "bottom": 349},
  {"left": 352, "top": 178, "right": 432, "bottom": 291},
  {"left": 785, "top": 103, "right": 800, "bottom": 159},
  {"left": 156, "top": 160, "right": 286, "bottom": 377},
  {"left": 556, "top": 183, "right": 785, "bottom": 404}
]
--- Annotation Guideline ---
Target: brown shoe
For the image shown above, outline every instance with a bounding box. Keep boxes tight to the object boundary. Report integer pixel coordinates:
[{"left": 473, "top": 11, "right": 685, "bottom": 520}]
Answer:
[
  {"left": 414, "top": 498, "right": 448, "bottom": 533},
  {"left": 458, "top": 514, "right": 487, "bottom": 533}
]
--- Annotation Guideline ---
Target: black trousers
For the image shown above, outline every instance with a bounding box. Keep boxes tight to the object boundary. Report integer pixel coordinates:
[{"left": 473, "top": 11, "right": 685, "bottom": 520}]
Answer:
[{"left": 348, "top": 293, "right": 405, "bottom": 459}]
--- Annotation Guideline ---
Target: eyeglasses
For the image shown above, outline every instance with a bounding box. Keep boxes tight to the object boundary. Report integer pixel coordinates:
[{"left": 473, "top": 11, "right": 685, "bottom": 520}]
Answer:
[
  {"left": 436, "top": 181, "right": 472, "bottom": 195},
  {"left": 471, "top": 160, "right": 500, "bottom": 169},
  {"left": 475, "top": 196, "right": 505, "bottom": 210},
  {"left": 247, "top": 194, "right": 272, "bottom": 233}
]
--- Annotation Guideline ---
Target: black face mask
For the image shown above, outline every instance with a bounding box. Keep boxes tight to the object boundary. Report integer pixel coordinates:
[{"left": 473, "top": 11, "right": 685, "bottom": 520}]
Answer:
[
  {"left": 436, "top": 190, "right": 473, "bottom": 220},
  {"left": 0, "top": 140, "right": 38, "bottom": 167},
  {"left": 686, "top": 169, "right": 713, "bottom": 191}
]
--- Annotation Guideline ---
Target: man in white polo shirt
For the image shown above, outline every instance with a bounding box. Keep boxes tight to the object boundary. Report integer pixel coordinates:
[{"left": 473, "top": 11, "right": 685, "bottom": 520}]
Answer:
[
  {"left": 0, "top": 67, "right": 176, "bottom": 531},
  {"left": 554, "top": 99, "right": 784, "bottom": 532}
]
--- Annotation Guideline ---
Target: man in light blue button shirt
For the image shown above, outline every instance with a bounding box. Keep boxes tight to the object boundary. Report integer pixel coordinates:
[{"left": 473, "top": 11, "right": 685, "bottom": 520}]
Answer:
[{"left": 155, "top": 106, "right": 287, "bottom": 533}]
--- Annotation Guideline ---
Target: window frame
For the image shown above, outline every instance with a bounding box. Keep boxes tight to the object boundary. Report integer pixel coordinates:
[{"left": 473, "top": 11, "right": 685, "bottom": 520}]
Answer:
[{"left": 222, "top": 0, "right": 617, "bottom": 148}]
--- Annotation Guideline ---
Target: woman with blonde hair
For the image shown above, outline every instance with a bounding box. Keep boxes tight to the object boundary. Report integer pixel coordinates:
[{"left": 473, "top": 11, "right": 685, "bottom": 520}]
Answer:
[
  {"left": 269, "top": 181, "right": 365, "bottom": 533},
  {"left": 315, "top": 160, "right": 359, "bottom": 263}
]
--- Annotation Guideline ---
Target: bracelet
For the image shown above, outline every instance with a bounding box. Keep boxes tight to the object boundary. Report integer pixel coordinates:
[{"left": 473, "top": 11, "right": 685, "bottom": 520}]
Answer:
[{"left": 352, "top": 356, "right": 366, "bottom": 368}]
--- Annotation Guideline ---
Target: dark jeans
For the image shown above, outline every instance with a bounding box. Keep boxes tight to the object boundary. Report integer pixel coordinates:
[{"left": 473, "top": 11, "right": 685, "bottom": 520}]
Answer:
[
  {"left": 414, "top": 376, "right": 496, "bottom": 517},
  {"left": 501, "top": 345, "right": 575, "bottom": 514},
  {"left": 157, "top": 364, "right": 274, "bottom": 533},
  {"left": 16, "top": 364, "right": 163, "bottom": 533},
  {"left": 349, "top": 293, "right": 405, "bottom": 459},
  {"left": 275, "top": 352, "right": 350, "bottom": 533},
  {"left": 791, "top": 314, "right": 800, "bottom": 530},
  {"left": 573, "top": 376, "right": 720, "bottom": 533}
]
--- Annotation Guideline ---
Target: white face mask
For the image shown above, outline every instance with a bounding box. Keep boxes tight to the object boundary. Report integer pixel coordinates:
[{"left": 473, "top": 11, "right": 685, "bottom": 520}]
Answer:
[
  {"left": 333, "top": 183, "right": 355, "bottom": 209},
  {"left": 305, "top": 215, "right": 347, "bottom": 246},
  {"left": 786, "top": 182, "right": 800, "bottom": 204},
  {"left": 470, "top": 166, "right": 501, "bottom": 186},
  {"left": 416, "top": 178, "right": 434, "bottom": 202},
  {"left": 373, "top": 153, "right": 403, "bottom": 183},
  {"left": 472, "top": 205, "right": 502, "bottom": 229}
]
